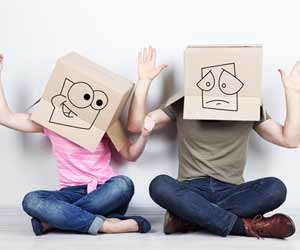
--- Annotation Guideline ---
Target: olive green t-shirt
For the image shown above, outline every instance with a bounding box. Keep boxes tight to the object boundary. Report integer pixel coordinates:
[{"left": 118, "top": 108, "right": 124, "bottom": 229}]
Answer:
[{"left": 160, "top": 98, "right": 269, "bottom": 185}]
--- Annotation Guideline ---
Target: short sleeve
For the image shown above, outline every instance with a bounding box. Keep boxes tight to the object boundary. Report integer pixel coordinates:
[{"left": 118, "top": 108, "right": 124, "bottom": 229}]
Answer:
[
  {"left": 159, "top": 98, "right": 184, "bottom": 121},
  {"left": 253, "top": 105, "right": 271, "bottom": 128}
]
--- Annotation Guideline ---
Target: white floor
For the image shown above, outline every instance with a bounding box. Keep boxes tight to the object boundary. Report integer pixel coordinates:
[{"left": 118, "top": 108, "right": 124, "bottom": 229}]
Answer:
[{"left": 0, "top": 208, "right": 299, "bottom": 250}]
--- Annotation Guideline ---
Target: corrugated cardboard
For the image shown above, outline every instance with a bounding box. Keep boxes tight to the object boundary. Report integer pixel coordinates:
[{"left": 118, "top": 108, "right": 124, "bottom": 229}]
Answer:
[
  {"left": 31, "top": 52, "right": 133, "bottom": 152},
  {"left": 184, "top": 45, "right": 262, "bottom": 121}
]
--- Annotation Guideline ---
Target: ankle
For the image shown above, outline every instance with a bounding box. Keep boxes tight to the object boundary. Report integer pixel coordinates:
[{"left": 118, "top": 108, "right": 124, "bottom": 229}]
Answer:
[
  {"left": 99, "top": 219, "right": 139, "bottom": 234},
  {"left": 230, "top": 218, "right": 246, "bottom": 236}
]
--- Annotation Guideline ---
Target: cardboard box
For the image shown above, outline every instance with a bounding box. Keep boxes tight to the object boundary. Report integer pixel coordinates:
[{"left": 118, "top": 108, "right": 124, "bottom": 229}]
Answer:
[
  {"left": 31, "top": 52, "right": 133, "bottom": 152},
  {"left": 184, "top": 45, "right": 262, "bottom": 121}
]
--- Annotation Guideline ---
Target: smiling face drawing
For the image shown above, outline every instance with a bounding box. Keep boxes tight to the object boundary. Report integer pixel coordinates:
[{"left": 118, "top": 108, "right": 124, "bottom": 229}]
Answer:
[
  {"left": 49, "top": 78, "right": 108, "bottom": 129},
  {"left": 196, "top": 63, "right": 244, "bottom": 111}
]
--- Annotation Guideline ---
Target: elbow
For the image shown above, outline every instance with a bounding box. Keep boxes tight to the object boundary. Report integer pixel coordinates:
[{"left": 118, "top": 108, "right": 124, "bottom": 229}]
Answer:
[
  {"left": 280, "top": 130, "right": 300, "bottom": 148},
  {"left": 283, "top": 137, "right": 300, "bottom": 148},
  {"left": 129, "top": 157, "right": 138, "bottom": 162},
  {"left": 127, "top": 123, "right": 142, "bottom": 134},
  {"left": 127, "top": 117, "right": 143, "bottom": 133},
  {"left": 127, "top": 112, "right": 154, "bottom": 133},
  {"left": 0, "top": 110, "right": 13, "bottom": 126},
  {"left": 284, "top": 141, "right": 299, "bottom": 149},
  {"left": 125, "top": 155, "right": 138, "bottom": 162},
  {"left": 127, "top": 117, "right": 146, "bottom": 133},
  {"left": 121, "top": 143, "right": 139, "bottom": 162}
]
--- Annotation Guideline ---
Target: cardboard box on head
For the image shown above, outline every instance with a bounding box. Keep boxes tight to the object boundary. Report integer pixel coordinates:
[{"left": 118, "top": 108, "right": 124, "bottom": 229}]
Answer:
[
  {"left": 164, "top": 45, "right": 262, "bottom": 121},
  {"left": 184, "top": 45, "right": 263, "bottom": 121},
  {"left": 31, "top": 52, "right": 134, "bottom": 152}
]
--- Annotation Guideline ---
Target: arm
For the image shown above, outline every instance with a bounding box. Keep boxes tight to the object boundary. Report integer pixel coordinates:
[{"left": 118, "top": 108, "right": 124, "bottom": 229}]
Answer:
[
  {"left": 119, "top": 117, "right": 155, "bottom": 161},
  {"left": 127, "top": 46, "right": 168, "bottom": 133},
  {"left": 254, "top": 62, "right": 300, "bottom": 148},
  {"left": 0, "top": 54, "right": 42, "bottom": 133}
]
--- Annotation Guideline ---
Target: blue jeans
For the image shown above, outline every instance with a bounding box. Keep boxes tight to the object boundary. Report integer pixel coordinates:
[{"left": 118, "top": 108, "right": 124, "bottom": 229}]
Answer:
[
  {"left": 149, "top": 175, "right": 287, "bottom": 236},
  {"left": 22, "top": 175, "right": 134, "bottom": 235}
]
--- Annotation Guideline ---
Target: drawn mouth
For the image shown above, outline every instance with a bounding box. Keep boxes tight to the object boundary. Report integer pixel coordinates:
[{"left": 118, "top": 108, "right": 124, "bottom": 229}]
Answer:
[
  {"left": 61, "top": 102, "right": 77, "bottom": 118},
  {"left": 206, "top": 99, "right": 230, "bottom": 106}
]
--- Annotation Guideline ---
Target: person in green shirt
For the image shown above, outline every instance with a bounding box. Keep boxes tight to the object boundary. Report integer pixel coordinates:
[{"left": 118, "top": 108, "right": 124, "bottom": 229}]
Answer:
[{"left": 128, "top": 46, "right": 300, "bottom": 239}]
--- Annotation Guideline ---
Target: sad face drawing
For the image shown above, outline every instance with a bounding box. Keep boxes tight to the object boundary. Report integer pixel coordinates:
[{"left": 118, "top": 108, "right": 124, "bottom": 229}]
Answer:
[
  {"left": 49, "top": 78, "right": 108, "bottom": 129},
  {"left": 196, "top": 63, "right": 244, "bottom": 111}
]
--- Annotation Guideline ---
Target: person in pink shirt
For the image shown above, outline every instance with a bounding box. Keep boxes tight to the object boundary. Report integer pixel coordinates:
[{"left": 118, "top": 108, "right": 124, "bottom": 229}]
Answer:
[{"left": 0, "top": 49, "right": 166, "bottom": 236}]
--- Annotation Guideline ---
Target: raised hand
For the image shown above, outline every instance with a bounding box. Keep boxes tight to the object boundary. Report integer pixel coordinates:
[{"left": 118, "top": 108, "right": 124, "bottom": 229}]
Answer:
[
  {"left": 279, "top": 61, "right": 300, "bottom": 93},
  {"left": 138, "top": 46, "right": 167, "bottom": 81}
]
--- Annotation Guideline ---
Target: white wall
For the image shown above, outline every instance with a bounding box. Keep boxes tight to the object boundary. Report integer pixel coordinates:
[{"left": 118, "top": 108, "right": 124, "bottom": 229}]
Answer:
[{"left": 0, "top": 0, "right": 299, "bottom": 212}]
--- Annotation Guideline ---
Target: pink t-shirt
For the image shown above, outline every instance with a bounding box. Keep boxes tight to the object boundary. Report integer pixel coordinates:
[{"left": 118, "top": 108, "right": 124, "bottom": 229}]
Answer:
[{"left": 44, "top": 128, "right": 116, "bottom": 193}]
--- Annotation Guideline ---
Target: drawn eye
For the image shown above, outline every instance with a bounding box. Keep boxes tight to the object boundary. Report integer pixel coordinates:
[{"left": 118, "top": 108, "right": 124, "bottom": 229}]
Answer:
[
  {"left": 91, "top": 91, "right": 108, "bottom": 110},
  {"left": 218, "top": 69, "right": 244, "bottom": 95},
  {"left": 68, "top": 83, "right": 94, "bottom": 108},
  {"left": 84, "top": 93, "right": 91, "bottom": 100},
  {"left": 196, "top": 71, "right": 215, "bottom": 91}
]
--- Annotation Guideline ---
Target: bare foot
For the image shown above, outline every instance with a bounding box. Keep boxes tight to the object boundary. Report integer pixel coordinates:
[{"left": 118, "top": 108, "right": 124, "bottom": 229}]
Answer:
[
  {"left": 99, "top": 219, "right": 138, "bottom": 233},
  {"left": 105, "top": 218, "right": 121, "bottom": 223}
]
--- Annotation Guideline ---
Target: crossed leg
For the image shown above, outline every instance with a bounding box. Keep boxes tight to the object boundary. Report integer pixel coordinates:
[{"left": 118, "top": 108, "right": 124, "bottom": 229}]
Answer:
[
  {"left": 22, "top": 175, "right": 140, "bottom": 235},
  {"left": 215, "top": 177, "right": 287, "bottom": 218},
  {"left": 149, "top": 175, "right": 287, "bottom": 237}
]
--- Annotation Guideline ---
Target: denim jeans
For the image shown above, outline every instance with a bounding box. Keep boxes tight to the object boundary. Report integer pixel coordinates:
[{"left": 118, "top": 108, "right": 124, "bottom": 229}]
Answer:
[
  {"left": 22, "top": 175, "right": 134, "bottom": 235},
  {"left": 149, "top": 175, "right": 287, "bottom": 236}
]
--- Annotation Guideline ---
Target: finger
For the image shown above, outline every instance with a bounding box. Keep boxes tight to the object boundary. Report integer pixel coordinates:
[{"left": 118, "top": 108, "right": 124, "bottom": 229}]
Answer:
[
  {"left": 144, "top": 116, "right": 155, "bottom": 131},
  {"left": 149, "top": 46, "right": 153, "bottom": 61},
  {"left": 143, "top": 47, "right": 147, "bottom": 62},
  {"left": 291, "top": 61, "right": 300, "bottom": 74},
  {"left": 138, "top": 52, "right": 142, "bottom": 64},
  {"left": 0, "top": 54, "right": 3, "bottom": 63},
  {"left": 278, "top": 69, "right": 287, "bottom": 82},
  {"left": 146, "top": 46, "right": 150, "bottom": 61},
  {"left": 152, "top": 48, "right": 157, "bottom": 65}
]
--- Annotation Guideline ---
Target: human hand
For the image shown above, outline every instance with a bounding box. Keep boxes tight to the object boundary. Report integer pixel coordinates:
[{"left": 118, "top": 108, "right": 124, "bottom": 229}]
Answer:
[
  {"left": 279, "top": 61, "right": 300, "bottom": 94},
  {"left": 141, "top": 116, "right": 155, "bottom": 137},
  {"left": 138, "top": 46, "right": 167, "bottom": 81}
]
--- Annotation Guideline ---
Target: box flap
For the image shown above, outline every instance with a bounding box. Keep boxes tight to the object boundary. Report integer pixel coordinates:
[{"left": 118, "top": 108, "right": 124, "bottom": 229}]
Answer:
[
  {"left": 106, "top": 119, "right": 128, "bottom": 152},
  {"left": 165, "top": 89, "right": 184, "bottom": 107},
  {"left": 109, "top": 84, "right": 134, "bottom": 126}
]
